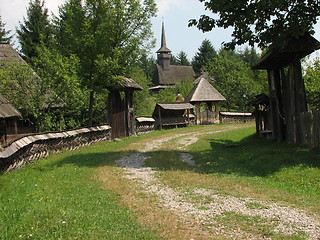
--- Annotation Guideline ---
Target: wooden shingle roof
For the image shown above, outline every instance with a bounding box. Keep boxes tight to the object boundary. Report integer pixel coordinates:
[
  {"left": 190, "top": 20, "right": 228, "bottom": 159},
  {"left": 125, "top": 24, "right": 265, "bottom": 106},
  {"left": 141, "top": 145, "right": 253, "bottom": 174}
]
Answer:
[
  {"left": 153, "top": 64, "right": 195, "bottom": 85},
  {"left": 185, "top": 77, "right": 226, "bottom": 103},
  {"left": 0, "top": 43, "right": 24, "bottom": 64},
  {"left": 253, "top": 34, "right": 320, "bottom": 70},
  {"left": 0, "top": 95, "right": 21, "bottom": 118},
  {"left": 108, "top": 77, "right": 143, "bottom": 91}
]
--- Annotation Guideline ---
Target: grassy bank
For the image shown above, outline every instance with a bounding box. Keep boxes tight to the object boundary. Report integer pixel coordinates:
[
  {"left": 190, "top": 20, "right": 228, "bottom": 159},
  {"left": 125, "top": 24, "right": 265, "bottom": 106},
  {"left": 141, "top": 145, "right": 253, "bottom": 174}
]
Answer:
[
  {"left": 0, "top": 137, "right": 161, "bottom": 240},
  {"left": 0, "top": 123, "right": 319, "bottom": 239}
]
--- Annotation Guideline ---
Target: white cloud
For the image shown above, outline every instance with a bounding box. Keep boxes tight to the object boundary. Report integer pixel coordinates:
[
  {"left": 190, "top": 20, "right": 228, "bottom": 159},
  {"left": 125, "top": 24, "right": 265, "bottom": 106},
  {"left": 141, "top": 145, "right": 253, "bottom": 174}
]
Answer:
[{"left": 156, "top": 0, "right": 186, "bottom": 16}]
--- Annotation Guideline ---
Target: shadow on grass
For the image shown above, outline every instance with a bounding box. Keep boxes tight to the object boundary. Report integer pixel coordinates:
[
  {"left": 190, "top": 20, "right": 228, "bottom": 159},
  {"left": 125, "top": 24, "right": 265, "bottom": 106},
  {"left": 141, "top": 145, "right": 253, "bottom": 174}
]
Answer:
[
  {"left": 47, "top": 133, "right": 320, "bottom": 179},
  {"left": 197, "top": 134, "right": 320, "bottom": 177}
]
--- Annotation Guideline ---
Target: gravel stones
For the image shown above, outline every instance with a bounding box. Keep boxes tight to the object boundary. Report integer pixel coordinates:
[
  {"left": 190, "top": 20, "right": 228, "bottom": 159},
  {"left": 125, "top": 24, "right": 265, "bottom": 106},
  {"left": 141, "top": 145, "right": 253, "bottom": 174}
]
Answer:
[{"left": 115, "top": 128, "right": 320, "bottom": 239}]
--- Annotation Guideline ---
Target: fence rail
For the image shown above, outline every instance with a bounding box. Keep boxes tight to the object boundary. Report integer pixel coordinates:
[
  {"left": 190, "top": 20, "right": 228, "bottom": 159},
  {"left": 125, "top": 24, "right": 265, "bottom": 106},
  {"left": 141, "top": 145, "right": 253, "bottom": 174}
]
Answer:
[
  {"left": 299, "top": 110, "right": 320, "bottom": 147},
  {"left": 0, "top": 125, "right": 111, "bottom": 173}
]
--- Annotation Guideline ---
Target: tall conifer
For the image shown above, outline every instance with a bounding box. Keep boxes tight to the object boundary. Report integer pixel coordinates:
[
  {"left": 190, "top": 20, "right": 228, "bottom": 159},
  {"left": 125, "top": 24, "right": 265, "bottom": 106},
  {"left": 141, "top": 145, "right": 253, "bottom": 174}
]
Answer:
[
  {"left": 0, "top": 16, "right": 12, "bottom": 43},
  {"left": 17, "top": 0, "right": 52, "bottom": 63}
]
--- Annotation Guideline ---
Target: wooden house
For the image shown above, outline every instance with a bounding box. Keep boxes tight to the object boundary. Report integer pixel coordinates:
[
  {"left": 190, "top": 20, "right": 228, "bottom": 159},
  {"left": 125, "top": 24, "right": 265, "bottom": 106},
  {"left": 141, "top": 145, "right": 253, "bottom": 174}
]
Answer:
[
  {"left": 107, "top": 77, "right": 142, "bottom": 139},
  {"left": 0, "top": 94, "right": 21, "bottom": 145},
  {"left": 150, "top": 23, "right": 195, "bottom": 92},
  {"left": 185, "top": 76, "right": 226, "bottom": 125},
  {"left": 152, "top": 102, "right": 194, "bottom": 129},
  {"left": 252, "top": 34, "right": 320, "bottom": 143}
]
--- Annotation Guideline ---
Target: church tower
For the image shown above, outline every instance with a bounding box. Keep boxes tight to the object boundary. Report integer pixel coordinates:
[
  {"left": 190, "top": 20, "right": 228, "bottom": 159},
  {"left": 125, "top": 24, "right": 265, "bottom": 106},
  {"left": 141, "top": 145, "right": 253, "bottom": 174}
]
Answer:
[{"left": 156, "top": 22, "right": 171, "bottom": 71}]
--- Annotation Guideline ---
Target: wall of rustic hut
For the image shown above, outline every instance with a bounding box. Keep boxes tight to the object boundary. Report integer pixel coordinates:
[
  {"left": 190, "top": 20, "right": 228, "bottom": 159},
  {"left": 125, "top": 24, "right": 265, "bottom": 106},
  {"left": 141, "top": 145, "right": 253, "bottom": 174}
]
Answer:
[
  {"left": 219, "top": 112, "right": 254, "bottom": 123},
  {"left": 0, "top": 125, "right": 111, "bottom": 173}
]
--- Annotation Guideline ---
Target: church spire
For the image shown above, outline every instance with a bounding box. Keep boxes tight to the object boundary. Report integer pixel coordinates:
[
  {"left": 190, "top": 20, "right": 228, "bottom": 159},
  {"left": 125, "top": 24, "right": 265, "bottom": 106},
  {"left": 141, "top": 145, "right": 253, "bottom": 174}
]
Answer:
[
  {"left": 157, "top": 22, "right": 171, "bottom": 53},
  {"left": 156, "top": 21, "right": 171, "bottom": 71}
]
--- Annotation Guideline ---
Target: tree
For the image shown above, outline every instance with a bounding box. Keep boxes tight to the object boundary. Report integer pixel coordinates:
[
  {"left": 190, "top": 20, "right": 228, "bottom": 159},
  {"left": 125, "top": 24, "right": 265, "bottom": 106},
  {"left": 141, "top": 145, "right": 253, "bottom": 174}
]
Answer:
[
  {"left": 238, "top": 47, "right": 260, "bottom": 68},
  {"left": 304, "top": 57, "right": 320, "bottom": 110},
  {"left": 175, "top": 51, "right": 191, "bottom": 66},
  {"left": 17, "top": 0, "right": 52, "bottom": 63},
  {"left": 0, "top": 16, "right": 12, "bottom": 43},
  {"left": 0, "top": 60, "right": 47, "bottom": 130},
  {"left": 138, "top": 52, "right": 156, "bottom": 81},
  {"left": 205, "top": 52, "right": 262, "bottom": 111},
  {"left": 190, "top": 0, "right": 320, "bottom": 49},
  {"left": 55, "top": 0, "right": 157, "bottom": 126},
  {"left": 192, "top": 39, "right": 217, "bottom": 75}
]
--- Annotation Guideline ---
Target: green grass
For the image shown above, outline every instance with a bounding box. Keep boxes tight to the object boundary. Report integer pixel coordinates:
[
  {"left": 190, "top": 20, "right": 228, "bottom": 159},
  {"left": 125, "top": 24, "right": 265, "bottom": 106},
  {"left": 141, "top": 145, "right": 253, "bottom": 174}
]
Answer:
[
  {"left": 0, "top": 138, "right": 161, "bottom": 240},
  {"left": 0, "top": 123, "right": 319, "bottom": 239},
  {"left": 187, "top": 126, "right": 320, "bottom": 210}
]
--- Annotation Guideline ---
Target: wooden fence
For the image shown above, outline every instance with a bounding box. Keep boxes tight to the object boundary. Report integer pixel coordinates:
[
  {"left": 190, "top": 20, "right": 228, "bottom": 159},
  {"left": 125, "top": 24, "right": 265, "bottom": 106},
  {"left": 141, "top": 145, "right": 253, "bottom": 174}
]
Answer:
[
  {"left": 299, "top": 110, "right": 320, "bottom": 147},
  {"left": 0, "top": 125, "right": 111, "bottom": 173}
]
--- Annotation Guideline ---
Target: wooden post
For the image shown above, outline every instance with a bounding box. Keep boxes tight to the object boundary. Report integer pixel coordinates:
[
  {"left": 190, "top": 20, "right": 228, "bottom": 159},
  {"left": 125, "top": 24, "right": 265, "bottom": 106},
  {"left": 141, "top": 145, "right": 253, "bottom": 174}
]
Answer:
[
  {"left": 293, "top": 58, "right": 307, "bottom": 144},
  {"left": 214, "top": 102, "right": 219, "bottom": 123},
  {"left": 13, "top": 118, "right": 18, "bottom": 134},
  {"left": 195, "top": 102, "right": 201, "bottom": 125},
  {"left": 158, "top": 107, "right": 162, "bottom": 130}
]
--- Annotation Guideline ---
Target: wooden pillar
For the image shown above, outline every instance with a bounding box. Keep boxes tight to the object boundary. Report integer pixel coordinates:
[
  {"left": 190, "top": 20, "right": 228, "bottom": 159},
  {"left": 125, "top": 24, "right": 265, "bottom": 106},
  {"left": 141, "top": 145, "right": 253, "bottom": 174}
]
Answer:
[
  {"left": 158, "top": 107, "right": 162, "bottom": 130},
  {"left": 289, "top": 58, "right": 307, "bottom": 144},
  {"left": 195, "top": 102, "right": 201, "bottom": 125},
  {"left": 214, "top": 102, "right": 219, "bottom": 123},
  {"left": 13, "top": 118, "right": 18, "bottom": 134},
  {"left": 268, "top": 68, "right": 285, "bottom": 141}
]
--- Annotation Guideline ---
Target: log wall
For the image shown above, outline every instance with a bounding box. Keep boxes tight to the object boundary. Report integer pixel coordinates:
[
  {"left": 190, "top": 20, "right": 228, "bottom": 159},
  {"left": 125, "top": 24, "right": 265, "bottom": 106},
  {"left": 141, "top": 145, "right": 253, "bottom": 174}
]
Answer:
[
  {"left": 0, "top": 125, "right": 111, "bottom": 173},
  {"left": 299, "top": 110, "right": 320, "bottom": 147}
]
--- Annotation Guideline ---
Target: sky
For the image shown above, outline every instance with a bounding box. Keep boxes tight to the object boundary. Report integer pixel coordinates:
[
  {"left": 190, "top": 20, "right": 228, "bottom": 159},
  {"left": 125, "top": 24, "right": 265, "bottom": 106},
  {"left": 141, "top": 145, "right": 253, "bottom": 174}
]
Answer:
[{"left": 1, "top": 0, "right": 320, "bottom": 61}]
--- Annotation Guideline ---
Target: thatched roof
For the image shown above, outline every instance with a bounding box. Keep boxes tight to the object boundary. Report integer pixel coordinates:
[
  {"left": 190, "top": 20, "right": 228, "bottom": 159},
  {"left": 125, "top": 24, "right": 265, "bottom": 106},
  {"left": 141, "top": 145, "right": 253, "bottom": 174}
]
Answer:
[
  {"left": 185, "top": 77, "right": 226, "bottom": 103},
  {"left": 253, "top": 34, "right": 320, "bottom": 70},
  {"left": 108, "top": 77, "right": 143, "bottom": 91},
  {"left": 152, "top": 64, "right": 195, "bottom": 86},
  {"left": 0, "top": 95, "right": 21, "bottom": 118},
  {"left": 152, "top": 102, "right": 194, "bottom": 119},
  {"left": 0, "top": 43, "right": 25, "bottom": 64},
  {"left": 156, "top": 102, "right": 194, "bottom": 110},
  {"left": 248, "top": 93, "right": 270, "bottom": 107}
]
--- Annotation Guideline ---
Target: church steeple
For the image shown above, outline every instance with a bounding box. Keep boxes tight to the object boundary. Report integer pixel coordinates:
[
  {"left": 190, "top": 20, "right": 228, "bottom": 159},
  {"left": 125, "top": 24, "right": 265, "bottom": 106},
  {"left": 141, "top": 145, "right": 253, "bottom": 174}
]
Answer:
[{"left": 156, "top": 22, "right": 171, "bottom": 71}]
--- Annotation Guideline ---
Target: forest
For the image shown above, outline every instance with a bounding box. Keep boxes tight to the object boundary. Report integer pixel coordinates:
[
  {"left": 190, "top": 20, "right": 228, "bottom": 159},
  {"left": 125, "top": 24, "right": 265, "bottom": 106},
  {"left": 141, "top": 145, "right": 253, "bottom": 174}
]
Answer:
[{"left": 0, "top": 0, "right": 319, "bottom": 132}]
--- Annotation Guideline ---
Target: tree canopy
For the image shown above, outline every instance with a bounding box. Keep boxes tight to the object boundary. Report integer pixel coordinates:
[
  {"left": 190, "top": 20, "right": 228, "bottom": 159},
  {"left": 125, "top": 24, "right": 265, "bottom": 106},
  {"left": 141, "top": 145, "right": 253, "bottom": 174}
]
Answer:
[
  {"left": 0, "top": 16, "right": 12, "bottom": 43},
  {"left": 304, "top": 57, "right": 320, "bottom": 110},
  {"left": 189, "top": 0, "right": 320, "bottom": 49},
  {"left": 17, "top": 0, "right": 52, "bottom": 62},
  {"left": 192, "top": 39, "right": 217, "bottom": 74},
  {"left": 55, "top": 0, "right": 157, "bottom": 125}
]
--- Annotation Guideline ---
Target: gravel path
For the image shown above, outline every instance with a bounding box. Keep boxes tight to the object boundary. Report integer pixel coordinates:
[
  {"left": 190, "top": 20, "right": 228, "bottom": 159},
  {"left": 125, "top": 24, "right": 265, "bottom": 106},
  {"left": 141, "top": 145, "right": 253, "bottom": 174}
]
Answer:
[{"left": 115, "top": 127, "right": 320, "bottom": 239}]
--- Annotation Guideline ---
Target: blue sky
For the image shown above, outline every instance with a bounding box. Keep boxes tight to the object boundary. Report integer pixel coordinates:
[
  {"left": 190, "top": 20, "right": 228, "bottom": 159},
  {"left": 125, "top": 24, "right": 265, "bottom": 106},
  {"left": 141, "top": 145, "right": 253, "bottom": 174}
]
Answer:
[{"left": 1, "top": 0, "right": 319, "bottom": 61}]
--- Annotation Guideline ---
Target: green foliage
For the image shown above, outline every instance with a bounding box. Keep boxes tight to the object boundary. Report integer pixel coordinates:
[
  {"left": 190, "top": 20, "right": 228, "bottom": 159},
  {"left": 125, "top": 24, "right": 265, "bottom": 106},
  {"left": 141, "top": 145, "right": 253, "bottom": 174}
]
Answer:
[
  {"left": 304, "top": 57, "right": 320, "bottom": 110},
  {"left": 33, "top": 42, "right": 85, "bottom": 110},
  {"left": 238, "top": 47, "right": 260, "bottom": 68},
  {"left": 205, "top": 50, "right": 265, "bottom": 111},
  {"left": 129, "top": 67, "right": 155, "bottom": 116},
  {"left": 0, "top": 16, "right": 12, "bottom": 43},
  {"left": 137, "top": 52, "right": 156, "bottom": 81},
  {"left": 32, "top": 42, "right": 88, "bottom": 131},
  {"left": 55, "top": 0, "right": 157, "bottom": 124},
  {"left": 192, "top": 39, "right": 217, "bottom": 75},
  {"left": 0, "top": 60, "right": 46, "bottom": 122},
  {"left": 152, "top": 80, "right": 195, "bottom": 104},
  {"left": 153, "top": 88, "right": 176, "bottom": 103},
  {"left": 173, "top": 51, "right": 191, "bottom": 66},
  {"left": 190, "top": 0, "right": 320, "bottom": 49},
  {"left": 17, "top": 0, "right": 52, "bottom": 62},
  {"left": 174, "top": 80, "right": 194, "bottom": 99}
]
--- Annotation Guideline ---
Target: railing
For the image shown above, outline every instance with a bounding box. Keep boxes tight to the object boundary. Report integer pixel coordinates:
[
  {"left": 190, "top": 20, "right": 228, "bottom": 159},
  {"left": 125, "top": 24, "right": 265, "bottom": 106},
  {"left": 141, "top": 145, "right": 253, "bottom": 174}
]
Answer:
[{"left": 0, "top": 125, "right": 111, "bottom": 173}]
